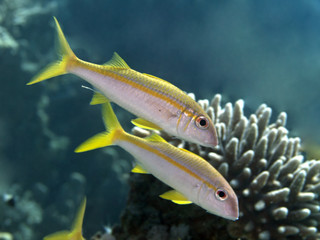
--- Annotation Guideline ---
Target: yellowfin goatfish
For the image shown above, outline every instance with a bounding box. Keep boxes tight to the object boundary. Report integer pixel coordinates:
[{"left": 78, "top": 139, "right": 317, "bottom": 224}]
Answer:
[
  {"left": 43, "top": 198, "right": 86, "bottom": 240},
  {"left": 27, "top": 18, "right": 218, "bottom": 148},
  {"left": 75, "top": 101, "right": 238, "bottom": 220}
]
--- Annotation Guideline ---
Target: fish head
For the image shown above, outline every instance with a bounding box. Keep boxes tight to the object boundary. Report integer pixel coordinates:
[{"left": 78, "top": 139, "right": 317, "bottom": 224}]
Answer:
[
  {"left": 199, "top": 180, "right": 239, "bottom": 221},
  {"left": 177, "top": 110, "right": 218, "bottom": 148}
]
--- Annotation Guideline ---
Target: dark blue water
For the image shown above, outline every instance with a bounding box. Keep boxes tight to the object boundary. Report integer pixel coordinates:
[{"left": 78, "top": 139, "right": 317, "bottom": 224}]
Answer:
[{"left": 1, "top": 0, "right": 320, "bottom": 239}]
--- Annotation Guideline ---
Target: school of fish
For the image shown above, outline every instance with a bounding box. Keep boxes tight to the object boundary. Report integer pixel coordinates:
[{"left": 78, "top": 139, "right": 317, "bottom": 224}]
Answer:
[{"left": 28, "top": 18, "right": 239, "bottom": 239}]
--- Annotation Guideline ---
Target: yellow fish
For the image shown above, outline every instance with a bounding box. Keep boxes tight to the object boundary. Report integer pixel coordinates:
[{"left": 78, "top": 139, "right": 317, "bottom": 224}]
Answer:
[
  {"left": 27, "top": 17, "right": 218, "bottom": 148},
  {"left": 75, "top": 101, "right": 238, "bottom": 220},
  {"left": 43, "top": 198, "right": 86, "bottom": 240}
]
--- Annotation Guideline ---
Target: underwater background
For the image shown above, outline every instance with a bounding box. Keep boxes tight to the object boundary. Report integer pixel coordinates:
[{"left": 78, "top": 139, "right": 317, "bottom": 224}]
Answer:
[{"left": 1, "top": 0, "right": 320, "bottom": 239}]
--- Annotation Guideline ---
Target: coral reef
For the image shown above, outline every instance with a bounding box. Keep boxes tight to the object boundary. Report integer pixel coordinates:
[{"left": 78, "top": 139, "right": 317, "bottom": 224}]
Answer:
[
  {"left": 112, "top": 94, "right": 320, "bottom": 240},
  {"left": 1, "top": 1, "right": 320, "bottom": 239},
  {"left": 0, "top": 185, "right": 43, "bottom": 240},
  {"left": 0, "top": 172, "right": 87, "bottom": 240},
  {"left": 0, "top": 0, "right": 57, "bottom": 70}
]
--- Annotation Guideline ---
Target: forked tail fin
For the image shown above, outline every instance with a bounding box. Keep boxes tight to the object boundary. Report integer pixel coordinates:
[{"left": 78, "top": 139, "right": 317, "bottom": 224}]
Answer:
[
  {"left": 27, "top": 17, "right": 77, "bottom": 85},
  {"left": 75, "top": 101, "right": 125, "bottom": 153}
]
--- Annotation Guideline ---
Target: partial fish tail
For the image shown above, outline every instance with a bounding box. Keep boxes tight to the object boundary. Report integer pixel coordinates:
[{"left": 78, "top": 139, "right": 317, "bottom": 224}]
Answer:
[
  {"left": 43, "top": 197, "right": 86, "bottom": 240},
  {"left": 27, "top": 17, "right": 77, "bottom": 85},
  {"left": 75, "top": 101, "right": 125, "bottom": 153}
]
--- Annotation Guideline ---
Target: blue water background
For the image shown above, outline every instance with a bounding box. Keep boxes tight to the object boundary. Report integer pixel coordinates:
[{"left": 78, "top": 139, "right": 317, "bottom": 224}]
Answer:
[{"left": 1, "top": 0, "right": 320, "bottom": 239}]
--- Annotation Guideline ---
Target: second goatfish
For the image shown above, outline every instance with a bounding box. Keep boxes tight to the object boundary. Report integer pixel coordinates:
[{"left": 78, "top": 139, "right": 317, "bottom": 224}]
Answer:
[
  {"left": 75, "top": 101, "right": 238, "bottom": 220},
  {"left": 27, "top": 17, "right": 218, "bottom": 148}
]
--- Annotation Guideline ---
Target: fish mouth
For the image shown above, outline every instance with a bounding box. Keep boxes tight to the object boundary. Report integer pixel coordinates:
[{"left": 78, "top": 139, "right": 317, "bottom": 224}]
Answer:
[
  {"left": 207, "top": 208, "right": 239, "bottom": 221},
  {"left": 202, "top": 137, "right": 219, "bottom": 148},
  {"left": 206, "top": 198, "right": 239, "bottom": 220},
  {"left": 220, "top": 197, "right": 239, "bottom": 221},
  {"left": 203, "top": 130, "right": 219, "bottom": 148},
  {"left": 227, "top": 200, "right": 239, "bottom": 221},
  {"left": 220, "top": 208, "right": 239, "bottom": 221},
  {"left": 225, "top": 213, "right": 239, "bottom": 221}
]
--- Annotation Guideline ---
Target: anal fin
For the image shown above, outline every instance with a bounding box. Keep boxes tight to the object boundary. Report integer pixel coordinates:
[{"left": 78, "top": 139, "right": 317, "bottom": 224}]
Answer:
[
  {"left": 131, "top": 118, "right": 162, "bottom": 131},
  {"left": 131, "top": 164, "right": 149, "bottom": 174},
  {"left": 159, "top": 190, "right": 192, "bottom": 205}
]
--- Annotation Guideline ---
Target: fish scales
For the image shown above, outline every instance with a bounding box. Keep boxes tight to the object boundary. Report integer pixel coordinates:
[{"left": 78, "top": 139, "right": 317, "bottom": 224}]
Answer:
[
  {"left": 119, "top": 133, "right": 218, "bottom": 192},
  {"left": 127, "top": 145, "right": 218, "bottom": 212},
  {"left": 72, "top": 58, "right": 193, "bottom": 114},
  {"left": 73, "top": 64, "right": 180, "bottom": 116},
  {"left": 70, "top": 59, "right": 199, "bottom": 132},
  {"left": 28, "top": 18, "right": 218, "bottom": 147},
  {"left": 75, "top": 102, "right": 239, "bottom": 220}
]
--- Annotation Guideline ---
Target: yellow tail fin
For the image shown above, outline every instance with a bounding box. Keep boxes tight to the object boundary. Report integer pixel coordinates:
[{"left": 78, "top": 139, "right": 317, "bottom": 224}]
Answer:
[
  {"left": 43, "top": 197, "right": 86, "bottom": 240},
  {"left": 75, "top": 101, "right": 124, "bottom": 153},
  {"left": 27, "top": 17, "right": 76, "bottom": 85}
]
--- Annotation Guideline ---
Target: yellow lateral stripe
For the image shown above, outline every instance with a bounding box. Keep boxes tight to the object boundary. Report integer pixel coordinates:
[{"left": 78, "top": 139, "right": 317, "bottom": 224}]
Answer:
[
  {"left": 111, "top": 72, "right": 186, "bottom": 112},
  {"left": 76, "top": 59, "right": 194, "bottom": 115},
  {"left": 124, "top": 134, "right": 217, "bottom": 191}
]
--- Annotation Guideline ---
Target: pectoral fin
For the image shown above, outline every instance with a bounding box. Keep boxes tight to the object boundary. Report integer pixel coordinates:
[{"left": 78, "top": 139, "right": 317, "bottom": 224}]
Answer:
[
  {"left": 159, "top": 190, "right": 192, "bottom": 205},
  {"left": 131, "top": 164, "right": 149, "bottom": 174},
  {"left": 131, "top": 118, "right": 162, "bottom": 131}
]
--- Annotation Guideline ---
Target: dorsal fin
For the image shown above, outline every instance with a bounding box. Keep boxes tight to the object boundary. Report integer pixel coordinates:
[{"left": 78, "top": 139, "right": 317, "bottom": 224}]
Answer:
[
  {"left": 103, "top": 52, "right": 130, "bottom": 69},
  {"left": 143, "top": 73, "right": 163, "bottom": 81},
  {"left": 145, "top": 133, "right": 167, "bottom": 143}
]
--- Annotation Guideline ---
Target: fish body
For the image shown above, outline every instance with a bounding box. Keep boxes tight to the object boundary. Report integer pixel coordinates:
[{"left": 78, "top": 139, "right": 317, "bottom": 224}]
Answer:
[
  {"left": 76, "top": 102, "right": 238, "bottom": 220},
  {"left": 43, "top": 198, "right": 86, "bottom": 240},
  {"left": 28, "top": 17, "right": 218, "bottom": 148}
]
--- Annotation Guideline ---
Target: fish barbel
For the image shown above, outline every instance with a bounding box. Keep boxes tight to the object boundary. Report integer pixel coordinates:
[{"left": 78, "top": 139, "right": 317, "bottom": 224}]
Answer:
[
  {"left": 27, "top": 17, "right": 218, "bottom": 148},
  {"left": 75, "top": 101, "right": 238, "bottom": 220}
]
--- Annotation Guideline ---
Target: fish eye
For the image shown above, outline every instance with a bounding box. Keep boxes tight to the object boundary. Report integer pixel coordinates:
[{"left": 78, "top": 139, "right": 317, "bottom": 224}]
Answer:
[
  {"left": 195, "top": 116, "right": 209, "bottom": 129},
  {"left": 215, "top": 188, "right": 228, "bottom": 201}
]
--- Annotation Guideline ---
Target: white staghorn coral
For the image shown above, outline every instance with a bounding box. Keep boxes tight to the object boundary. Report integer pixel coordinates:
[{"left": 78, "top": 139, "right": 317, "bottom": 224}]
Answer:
[{"left": 131, "top": 94, "right": 320, "bottom": 240}]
